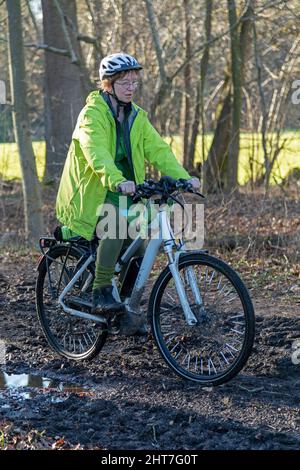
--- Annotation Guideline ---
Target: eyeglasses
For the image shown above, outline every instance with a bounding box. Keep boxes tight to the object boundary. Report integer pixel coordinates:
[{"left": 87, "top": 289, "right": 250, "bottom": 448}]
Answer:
[{"left": 114, "top": 80, "right": 139, "bottom": 90}]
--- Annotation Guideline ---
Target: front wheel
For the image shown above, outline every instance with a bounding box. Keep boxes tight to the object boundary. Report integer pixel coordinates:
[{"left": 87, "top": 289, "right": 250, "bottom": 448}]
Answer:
[{"left": 148, "top": 253, "right": 255, "bottom": 385}]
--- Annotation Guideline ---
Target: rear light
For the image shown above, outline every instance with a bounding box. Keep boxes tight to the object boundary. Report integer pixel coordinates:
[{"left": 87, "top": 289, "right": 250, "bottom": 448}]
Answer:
[{"left": 39, "top": 237, "right": 56, "bottom": 248}]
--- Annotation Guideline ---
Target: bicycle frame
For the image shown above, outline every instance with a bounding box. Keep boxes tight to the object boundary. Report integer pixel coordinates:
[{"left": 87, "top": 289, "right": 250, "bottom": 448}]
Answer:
[{"left": 57, "top": 201, "right": 202, "bottom": 326}]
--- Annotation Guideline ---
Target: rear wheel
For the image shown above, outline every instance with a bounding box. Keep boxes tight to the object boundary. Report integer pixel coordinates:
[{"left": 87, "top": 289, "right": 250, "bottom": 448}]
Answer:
[
  {"left": 36, "top": 244, "right": 107, "bottom": 361},
  {"left": 148, "top": 253, "right": 255, "bottom": 385}
]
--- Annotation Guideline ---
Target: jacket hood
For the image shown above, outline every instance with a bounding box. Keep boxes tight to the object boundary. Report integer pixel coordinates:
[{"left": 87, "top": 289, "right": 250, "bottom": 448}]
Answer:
[
  {"left": 86, "top": 90, "right": 107, "bottom": 108},
  {"left": 85, "top": 90, "right": 143, "bottom": 116}
]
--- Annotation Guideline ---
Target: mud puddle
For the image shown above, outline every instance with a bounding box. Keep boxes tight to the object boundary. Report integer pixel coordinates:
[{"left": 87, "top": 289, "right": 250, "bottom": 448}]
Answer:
[{"left": 0, "top": 371, "right": 86, "bottom": 401}]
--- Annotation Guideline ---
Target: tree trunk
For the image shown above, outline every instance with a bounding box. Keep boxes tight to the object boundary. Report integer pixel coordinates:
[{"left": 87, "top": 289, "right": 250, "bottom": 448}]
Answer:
[
  {"left": 189, "top": 0, "right": 213, "bottom": 180},
  {"left": 84, "top": 0, "right": 104, "bottom": 77},
  {"left": 144, "top": 0, "right": 169, "bottom": 129},
  {"left": 42, "top": 0, "right": 90, "bottom": 182},
  {"left": 225, "top": 0, "right": 241, "bottom": 192},
  {"left": 202, "top": 88, "right": 232, "bottom": 192},
  {"left": 182, "top": 0, "right": 192, "bottom": 170},
  {"left": 120, "top": 0, "right": 130, "bottom": 50},
  {"left": 7, "top": 0, "right": 44, "bottom": 245},
  {"left": 203, "top": 1, "right": 253, "bottom": 193}
]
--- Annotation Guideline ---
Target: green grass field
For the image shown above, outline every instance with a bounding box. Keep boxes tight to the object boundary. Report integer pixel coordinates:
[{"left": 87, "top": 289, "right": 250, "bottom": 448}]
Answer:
[
  {"left": 0, "top": 131, "right": 299, "bottom": 185},
  {"left": 0, "top": 141, "right": 45, "bottom": 181},
  {"left": 166, "top": 130, "right": 300, "bottom": 185}
]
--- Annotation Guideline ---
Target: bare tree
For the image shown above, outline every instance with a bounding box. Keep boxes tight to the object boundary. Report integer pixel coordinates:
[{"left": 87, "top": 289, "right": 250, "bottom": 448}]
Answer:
[
  {"left": 6, "top": 0, "right": 43, "bottom": 245},
  {"left": 203, "top": 0, "right": 254, "bottom": 193},
  {"left": 225, "top": 0, "right": 241, "bottom": 192},
  {"left": 42, "top": 0, "right": 92, "bottom": 182},
  {"left": 85, "top": 0, "right": 105, "bottom": 76},
  {"left": 182, "top": 0, "right": 192, "bottom": 170},
  {"left": 144, "top": 0, "right": 170, "bottom": 126},
  {"left": 254, "top": 30, "right": 300, "bottom": 188},
  {"left": 188, "top": 0, "right": 213, "bottom": 178}
]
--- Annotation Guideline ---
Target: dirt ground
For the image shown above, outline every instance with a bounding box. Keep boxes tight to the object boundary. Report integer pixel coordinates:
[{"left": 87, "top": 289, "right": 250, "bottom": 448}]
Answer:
[{"left": 0, "top": 182, "right": 300, "bottom": 450}]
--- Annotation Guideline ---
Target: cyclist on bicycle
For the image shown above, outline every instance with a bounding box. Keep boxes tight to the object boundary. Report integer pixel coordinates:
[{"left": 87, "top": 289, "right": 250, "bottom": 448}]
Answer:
[{"left": 56, "top": 52, "right": 200, "bottom": 326}]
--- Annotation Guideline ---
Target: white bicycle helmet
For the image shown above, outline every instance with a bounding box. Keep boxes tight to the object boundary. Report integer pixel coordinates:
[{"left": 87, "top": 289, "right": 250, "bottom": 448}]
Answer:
[{"left": 99, "top": 52, "right": 143, "bottom": 80}]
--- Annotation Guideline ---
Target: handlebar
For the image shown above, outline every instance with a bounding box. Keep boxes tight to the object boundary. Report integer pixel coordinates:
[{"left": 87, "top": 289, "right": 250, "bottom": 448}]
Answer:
[{"left": 118, "top": 176, "right": 205, "bottom": 203}]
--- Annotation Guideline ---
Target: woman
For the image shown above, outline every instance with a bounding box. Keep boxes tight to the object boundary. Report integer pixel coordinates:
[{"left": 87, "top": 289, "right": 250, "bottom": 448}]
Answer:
[{"left": 56, "top": 52, "right": 200, "bottom": 320}]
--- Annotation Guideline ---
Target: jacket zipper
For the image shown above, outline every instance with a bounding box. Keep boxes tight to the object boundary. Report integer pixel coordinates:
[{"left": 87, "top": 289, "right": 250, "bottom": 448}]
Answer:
[{"left": 104, "top": 94, "right": 139, "bottom": 181}]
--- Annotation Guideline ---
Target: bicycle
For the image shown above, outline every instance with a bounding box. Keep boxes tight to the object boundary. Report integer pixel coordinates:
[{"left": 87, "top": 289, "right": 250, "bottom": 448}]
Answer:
[{"left": 35, "top": 176, "right": 255, "bottom": 386}]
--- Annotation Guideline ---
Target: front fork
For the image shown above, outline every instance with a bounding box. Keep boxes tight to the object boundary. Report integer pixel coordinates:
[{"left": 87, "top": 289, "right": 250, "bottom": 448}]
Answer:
[
  {"left": 159, "top": 208, "right": 201, "bottom": 326},
  {"left": 166, "top": 249, "right": 203, "bottom": 326}
]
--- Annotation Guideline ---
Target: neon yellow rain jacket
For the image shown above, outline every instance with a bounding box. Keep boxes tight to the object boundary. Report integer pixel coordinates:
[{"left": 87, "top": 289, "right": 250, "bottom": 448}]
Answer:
[{"left": 56, "top": 91, "right": 191, "bottom": 240}]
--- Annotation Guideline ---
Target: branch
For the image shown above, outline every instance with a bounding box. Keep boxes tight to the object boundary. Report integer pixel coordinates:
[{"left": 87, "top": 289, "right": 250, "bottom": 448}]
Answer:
[
  {"left": 84, "top": 0, "right": 104, "bottom": 57},
  {"left": 256, "top": 0, "right": 291, "bottom": 15},
  {"left": 25, "top": 0, "right": 40, "bottom": 40},
  {"left": 3, "top": 33, "right": 98, "bottom": 46},
  {"left": 253, "top": 14, "right": 268, "bottom": 174},
  {"left": 109, "top": 0, "right": 121, "bottom": 16},
  {"left": 25, "top": 43, "right": 71, "bottom": 58},
  {"left": 285, "top": 3, "right": 300, "bottom": 21},
  {"left": 170, "top": 0, "right": 251, "bottom": 81},
  {"left": 52, "top": 0, "right": 79, "bottom": 64},
  {"left": 77, "top": 33, "right": 98, "bottom": 44},
  {"left": 144, "top": 0, "right": 167, "bottom": 82},
  {"left": 24, "top": 32, "right": 100, "bottom": 59}
]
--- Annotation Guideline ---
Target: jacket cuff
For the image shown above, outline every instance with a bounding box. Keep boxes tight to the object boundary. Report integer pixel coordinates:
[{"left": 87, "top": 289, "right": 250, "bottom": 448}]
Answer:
[{"left": 110, "top": 177, "right": 127, "bottom": 192}]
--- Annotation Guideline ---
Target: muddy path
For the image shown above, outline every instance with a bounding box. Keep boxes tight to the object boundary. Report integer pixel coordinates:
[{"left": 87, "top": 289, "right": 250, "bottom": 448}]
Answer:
[{"left": 0, "top": 252, "right": 300, "bottom": 450}]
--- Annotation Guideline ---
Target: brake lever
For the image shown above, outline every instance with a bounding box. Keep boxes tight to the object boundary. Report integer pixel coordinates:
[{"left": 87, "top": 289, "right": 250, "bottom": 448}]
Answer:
[
  {"left": 185, "top": 187, "right": 205, "bottom": 198},
  {"left": 132, "top": 191, "right": 143, "bottom": 203},
  {"left": 194, "top": 191, "right": 205, "bottom": 199}
]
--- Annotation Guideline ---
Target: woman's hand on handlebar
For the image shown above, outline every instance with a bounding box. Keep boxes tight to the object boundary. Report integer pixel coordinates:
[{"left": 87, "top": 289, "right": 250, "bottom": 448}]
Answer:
[
  {"left": 187, "top": 177, "right": 201, "bottom": 191},
  {"left": 117, "top": 180, "right": 136, "bottom": 195},
  {"left": 117, "top": 177, "right": 204, "bottom": 202}
]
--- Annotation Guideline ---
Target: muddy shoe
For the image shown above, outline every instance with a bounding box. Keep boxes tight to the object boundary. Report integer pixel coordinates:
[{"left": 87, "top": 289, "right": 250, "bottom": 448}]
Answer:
[
  {"left": 118, "top": 310, "right": 148, "bottom": 336},
  {"left": 133, "top": 323, "right": 148, "bottom": 337},
  {"left": 92, "top": 285, "right": 125, "bottom": 317}
]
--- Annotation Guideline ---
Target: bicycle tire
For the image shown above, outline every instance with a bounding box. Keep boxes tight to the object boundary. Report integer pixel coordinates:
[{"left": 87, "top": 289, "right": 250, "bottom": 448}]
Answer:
[
  {"left": 148, "top": 252, "right": 255, "bottom": 385},
  {"left": 36, "top": 244, "right": 107, "bottom": 361}
]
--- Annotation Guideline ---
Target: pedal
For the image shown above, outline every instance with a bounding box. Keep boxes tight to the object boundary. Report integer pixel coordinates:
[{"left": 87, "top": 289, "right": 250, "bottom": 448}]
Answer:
[
  {"left": 107, "top": 315, "right": 121, "bottom": 335},
  {"left": 118, "top": 310, "right": 146, "bottom": 336}
]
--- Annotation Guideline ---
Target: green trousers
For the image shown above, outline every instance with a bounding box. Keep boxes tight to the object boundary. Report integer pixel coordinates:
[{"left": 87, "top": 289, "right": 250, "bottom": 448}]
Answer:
[{"left": 92, "top": 203, "right": 147, "bottom": 291}]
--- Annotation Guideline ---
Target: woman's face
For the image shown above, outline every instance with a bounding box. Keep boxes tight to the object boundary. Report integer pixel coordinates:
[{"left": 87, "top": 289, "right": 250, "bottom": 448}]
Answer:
[{"left": 109, "top": 70, "right": 139, "bottom": 103}]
